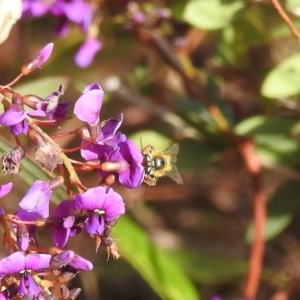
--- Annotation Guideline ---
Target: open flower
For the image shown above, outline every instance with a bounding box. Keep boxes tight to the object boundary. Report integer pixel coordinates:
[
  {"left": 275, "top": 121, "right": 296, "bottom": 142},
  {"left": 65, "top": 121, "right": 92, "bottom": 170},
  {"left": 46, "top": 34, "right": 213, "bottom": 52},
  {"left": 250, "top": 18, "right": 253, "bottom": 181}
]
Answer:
[
  {"left": 0, "top": 251, "right": 51, "bottom": 297},
  {"left": 75, "top": 186, "right": 125, "bottom": 235},
  {"left": 101, "top": 140, "right": 145, "bottom": 188},
  {"left": 0, "top": 104, "right": 45, "bottom": 135}
]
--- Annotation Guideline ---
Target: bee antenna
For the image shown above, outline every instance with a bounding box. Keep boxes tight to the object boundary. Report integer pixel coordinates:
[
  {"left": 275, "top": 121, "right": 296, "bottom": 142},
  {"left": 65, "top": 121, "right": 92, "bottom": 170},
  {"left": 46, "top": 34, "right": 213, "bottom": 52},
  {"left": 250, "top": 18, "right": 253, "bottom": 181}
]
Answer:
[{"left": 140, "top": 137, "right": 143, "bottom": 150}]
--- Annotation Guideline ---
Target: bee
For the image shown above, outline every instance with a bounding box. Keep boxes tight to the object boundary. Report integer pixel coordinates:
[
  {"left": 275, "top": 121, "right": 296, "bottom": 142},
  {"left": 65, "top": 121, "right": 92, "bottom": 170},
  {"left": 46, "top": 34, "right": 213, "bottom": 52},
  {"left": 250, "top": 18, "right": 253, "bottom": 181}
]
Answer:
[{"left": 142, "top": 143, "right": 183, "bottom": 186}]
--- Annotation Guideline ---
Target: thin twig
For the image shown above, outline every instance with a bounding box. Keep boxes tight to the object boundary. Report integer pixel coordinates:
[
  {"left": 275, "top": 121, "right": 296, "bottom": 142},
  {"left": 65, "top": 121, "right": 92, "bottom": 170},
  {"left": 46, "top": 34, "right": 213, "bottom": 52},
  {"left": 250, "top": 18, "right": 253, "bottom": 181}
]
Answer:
[
  {"left": 269, "top": 0, "right": 300, "bottom": 42},
  {"left": 239, "top": 139, "right": 266, "bottom": 299}
]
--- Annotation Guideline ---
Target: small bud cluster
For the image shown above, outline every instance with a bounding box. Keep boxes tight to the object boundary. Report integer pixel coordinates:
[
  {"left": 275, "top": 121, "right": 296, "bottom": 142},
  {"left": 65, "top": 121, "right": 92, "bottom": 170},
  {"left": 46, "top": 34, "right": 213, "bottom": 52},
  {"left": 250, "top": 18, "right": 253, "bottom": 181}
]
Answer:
[{"left": 0, "top": 43, "right": 146, "bottom": 299}]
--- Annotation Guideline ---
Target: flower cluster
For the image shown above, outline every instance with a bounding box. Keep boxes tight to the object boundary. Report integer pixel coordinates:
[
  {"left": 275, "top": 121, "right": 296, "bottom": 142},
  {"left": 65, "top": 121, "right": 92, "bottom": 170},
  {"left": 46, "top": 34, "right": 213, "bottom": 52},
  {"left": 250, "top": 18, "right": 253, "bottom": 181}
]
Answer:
[
  {"left": 20, "top": 1, "right": 174, "bottom": 68},
  {"left": 0, "top": 43, "right": 146, "bottom": 299},
  {"left": 22, "top": 0, "right": 101, "bottom": 68}
]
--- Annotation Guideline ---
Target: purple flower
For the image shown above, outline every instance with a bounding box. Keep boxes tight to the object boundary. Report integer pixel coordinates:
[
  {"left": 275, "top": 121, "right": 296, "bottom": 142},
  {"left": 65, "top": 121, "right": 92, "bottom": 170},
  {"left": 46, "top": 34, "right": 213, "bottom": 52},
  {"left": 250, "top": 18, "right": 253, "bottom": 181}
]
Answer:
[
  {"left": 101, "top": 140, "right": 145, "bottom": 188},
  {"left": 73, "top": 83, "right": 103, "bottom": 126},
  {"left": 75, "top": 186, "right": 125, "bottom": 235},
  {"left": 51, "top": 199, "right": 82, "bottom": 248},
  {"left": 0, "top": 104, "right": 45, "bottom": 135},
  {"left": 38, "top": 85, "right": 70, "bottom": 120},
  {"left": 75, "top": 38, "right": 102, "bottom": 68},
  {"left": 0, "top": 251, "right": 51, "bottom": 296},
  {"left": 19, "top": 180, "right": 54, "bottom": 218},
  {"left": 22, "top": 1, "right": 98, "bottom": 67}
]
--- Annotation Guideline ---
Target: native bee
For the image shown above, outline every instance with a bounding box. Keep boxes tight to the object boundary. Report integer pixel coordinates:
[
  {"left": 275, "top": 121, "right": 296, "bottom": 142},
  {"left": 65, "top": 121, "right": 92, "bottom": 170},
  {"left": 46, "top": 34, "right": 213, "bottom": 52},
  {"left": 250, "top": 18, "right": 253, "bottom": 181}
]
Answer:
[{"left": 142, "top": 143, "right": 183, "bottom": 186}]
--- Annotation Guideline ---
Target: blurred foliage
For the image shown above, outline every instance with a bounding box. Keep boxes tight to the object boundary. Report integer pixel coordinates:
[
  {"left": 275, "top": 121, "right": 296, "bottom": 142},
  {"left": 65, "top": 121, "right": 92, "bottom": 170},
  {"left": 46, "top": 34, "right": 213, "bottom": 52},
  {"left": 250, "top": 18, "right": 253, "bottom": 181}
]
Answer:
[{"left": 3, "top": 0, "right": 300, "bottom": 299}]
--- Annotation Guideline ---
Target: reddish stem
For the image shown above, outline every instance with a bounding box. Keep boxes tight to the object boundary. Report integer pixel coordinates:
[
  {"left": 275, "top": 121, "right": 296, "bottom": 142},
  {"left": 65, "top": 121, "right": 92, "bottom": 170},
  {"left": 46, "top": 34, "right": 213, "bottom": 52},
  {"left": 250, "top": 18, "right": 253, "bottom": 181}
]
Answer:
[
  {"left": 4, "top": 73, "right": 24, "bottom": 87},
  {"left": 269, "top": 0, "right": 300, "bottom": 43},
  {"left": 50, "top": 130, "right": 76, "bottom": 139},
  {"left": 60, "top": 140, "right": 94, "bottom": 153},
  {"left": 239, "top": 138, "right": 266, "bottom": 299}
]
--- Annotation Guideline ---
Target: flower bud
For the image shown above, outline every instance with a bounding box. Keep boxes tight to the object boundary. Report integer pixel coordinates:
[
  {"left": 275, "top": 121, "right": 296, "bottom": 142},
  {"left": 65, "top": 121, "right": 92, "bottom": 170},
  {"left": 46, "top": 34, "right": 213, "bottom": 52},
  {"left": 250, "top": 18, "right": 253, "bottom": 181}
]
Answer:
[
  {"left": 22, "top": 94, "right": 45, "bottom": 109},
  {"left": 51, "top": 250, "right": 75, "bottom": 269},
  {"left": 105, "top": 174, "right": 116, "bottom": 185},
  {"left": 59, "top": 269, "right": 77, "bottom": 283},
  {"left": 60, "top": 285, "right": 70, "bottom": 299},
  {"left": 21, "top": 43, "right": 54, "bottom": 75},
  {"left": 11, "top": 92, "right": 23, "bottom": 108},
  {"left": 68, "top": 288, "right": 82, "bottom": 300},
  {"left": 75, "top": 126, "right": 91, "bottom": 140},
  {"left": 16, "top": 223, "right": 29, "bottom": 251},
  {"left": 68, "top": 255, "right": 93, "bottom": 271}
]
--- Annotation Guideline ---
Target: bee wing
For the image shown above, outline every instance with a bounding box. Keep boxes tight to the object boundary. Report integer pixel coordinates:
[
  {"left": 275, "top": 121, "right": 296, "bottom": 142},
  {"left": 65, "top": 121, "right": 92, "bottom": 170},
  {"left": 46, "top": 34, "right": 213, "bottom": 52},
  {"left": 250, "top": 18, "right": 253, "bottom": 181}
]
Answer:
[
  {"left": 162, "top": 143, "right": 179, "bottom": 163},
  {"left": 166, "top": 163, "right": 183, "bottom": 185}
]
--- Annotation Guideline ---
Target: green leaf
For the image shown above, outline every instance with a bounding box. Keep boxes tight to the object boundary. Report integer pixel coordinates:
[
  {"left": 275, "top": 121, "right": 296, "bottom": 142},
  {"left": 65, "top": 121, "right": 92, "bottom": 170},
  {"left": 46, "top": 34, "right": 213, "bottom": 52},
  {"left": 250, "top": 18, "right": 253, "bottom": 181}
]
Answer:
[
  {"left": 170, "top": 248, "right": 247, "bottom": 284},
  {"left": 247, "top": 181, "right": 300, "bottom": 241},
  {"left": 235, "top": 116, "right": 300, "bottom": 166},
  {"left": 183, "top": 0, "right": 244, "bottom": 30},
  {"left": 261, "top": 53, "right": 300, "bottom": 98},
  {"left": 114, "top": 216, "right": 199, "bottom": 300},
  {"left": 14, "top": 76, "right": 70, "bottom": 97},
  {"left": 286, "top": 0, "right": 300, "bottom": 11}
]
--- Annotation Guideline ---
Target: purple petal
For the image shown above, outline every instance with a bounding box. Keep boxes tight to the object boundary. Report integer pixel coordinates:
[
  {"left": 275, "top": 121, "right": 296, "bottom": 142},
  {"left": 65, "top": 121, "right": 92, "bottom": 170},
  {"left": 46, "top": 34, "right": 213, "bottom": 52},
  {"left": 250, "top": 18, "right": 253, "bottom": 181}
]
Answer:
[
  {"left": 73, "top": 87, "right": 103, "bottom": 125},
  {"left": 53, "top": 227, "right": 70, "bottom": 248},
  {"left": 75, "top": 38, "right": 102, "bottom": 68},
  {"left": 80, "top": 143, "right": 111, "bottom": 161},
  {"left": 0, "top": 252, "right": 26, "bottom": 275},
  {"left": 35, "top": 43, "right": 54, "bottom": 66},
  {"left": 19, "top": 273, "right": 41, "bottom": 296},
  {"left": 96, "top": 114, "right": 124, "bottom": 144},
  {"left": 15, "top": 209, "right": 41, "bottom": 237},
  {"left": 25, "top": 253, "right": 51, "bottom": 270},
  {"left": 0, "top": 182, "right": 12, "bottom": 198},
  {"left": 27, "top": 109, "right": 46, "bottom": 117},
  {"left": 86, "top": 213, "right": 104, "bottom": 235},
  {"left": 11, "top": 120, "right": 29, "bottom": 135},
  {"left": 0, "top": 106, "right": 26, "bottom": 126},
  {"left": 54, "top": 250, "right": 75, "bottom": 266},
  {"left": 83, "top": 83, "right": 102, "bottom": 93},
  {"left": 119, "top": 164, "right": 145, "bottom": 188},
  {"left": 19, "top": 180, "right": 52, "bottom": 218},
  {"left": 75, "top": 186, "right": 106, "bottom": 211},
  {"left": 69, "top": 255, "right": 93, "bottom": 271},
  {"left": 102, "top": 189, "right": 125, "bottom": 220},
  {"left": 52, "top": 199, "right": 75, "bottom": 218}
]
